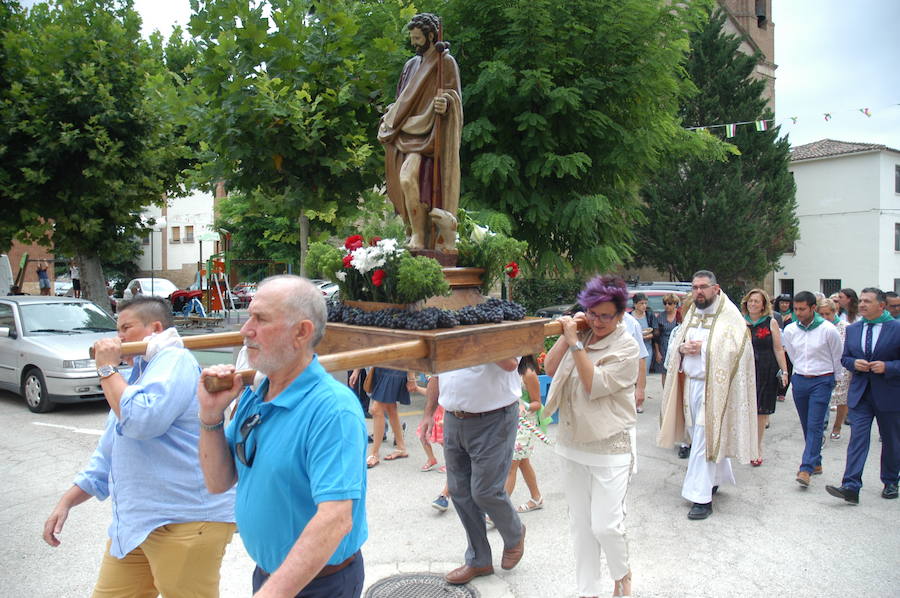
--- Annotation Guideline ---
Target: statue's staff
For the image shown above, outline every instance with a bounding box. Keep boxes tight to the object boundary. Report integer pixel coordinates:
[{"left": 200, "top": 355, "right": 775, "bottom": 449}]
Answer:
[{"left": 431, "top": 19, "right": 444, "bottom": 220}]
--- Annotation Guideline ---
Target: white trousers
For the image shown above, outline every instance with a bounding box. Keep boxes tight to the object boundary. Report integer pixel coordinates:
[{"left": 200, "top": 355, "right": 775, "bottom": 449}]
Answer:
[
  {"left": 682, "top": 378, "right": 735, "bottom": 504},
  {"left": 562, "top": 457, "right": 631, "bottom": 596}
]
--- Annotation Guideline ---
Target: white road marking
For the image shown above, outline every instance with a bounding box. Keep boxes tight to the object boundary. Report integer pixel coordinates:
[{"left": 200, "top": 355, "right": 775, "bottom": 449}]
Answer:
[{"left": 32, "top": 422, "right": 104, "bottom": 436}]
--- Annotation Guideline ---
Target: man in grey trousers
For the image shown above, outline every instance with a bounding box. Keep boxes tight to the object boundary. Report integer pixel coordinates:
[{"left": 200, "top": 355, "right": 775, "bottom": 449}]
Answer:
[{"left": 419, "top": 359, "right": 526, "bottom": 584}]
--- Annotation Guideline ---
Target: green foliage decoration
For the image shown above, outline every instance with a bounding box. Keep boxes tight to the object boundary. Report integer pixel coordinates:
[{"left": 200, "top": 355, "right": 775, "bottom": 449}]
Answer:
[
  {"left": 305, "top": 241, "right": 342, "bottom": 280},
  {"left": 395, "top": 254, "right": 450, "bottom": 305}
]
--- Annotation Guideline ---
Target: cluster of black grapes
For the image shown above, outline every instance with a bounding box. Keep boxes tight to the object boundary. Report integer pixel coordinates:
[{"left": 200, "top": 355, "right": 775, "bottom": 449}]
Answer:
[{"left": 326, "top": 298, "right": 526, "bottom": 331}]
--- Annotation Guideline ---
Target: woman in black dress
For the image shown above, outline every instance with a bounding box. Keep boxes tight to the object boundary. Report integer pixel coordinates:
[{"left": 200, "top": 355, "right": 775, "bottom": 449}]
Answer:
[{"left": 741, "top": 289, "right": 789, "bottom": 466}]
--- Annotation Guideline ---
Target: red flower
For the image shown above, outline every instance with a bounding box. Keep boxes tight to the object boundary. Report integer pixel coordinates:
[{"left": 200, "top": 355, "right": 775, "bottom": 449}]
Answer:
[
  {"left": 504, "top": 261, "right": 519, "bottom": 279},
  {"left": 372, "top": 269, "right": 386, "bottom": 287},
  {"left": 342, "top": 254, "right": 353, "bottom": 268},
  {"left": 369, "top": 236, "right": 382, "bottom": 246},
  {"left": 754, "top": 326, "right": 771, "bottom": 340},
  {"left": 344, "top": 235, "right": 364, "bottom": 250}
]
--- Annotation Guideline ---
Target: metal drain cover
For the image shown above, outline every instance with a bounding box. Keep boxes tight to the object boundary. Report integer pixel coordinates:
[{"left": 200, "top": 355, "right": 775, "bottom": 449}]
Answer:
[{"left": 365, "top": 573, "right": 480, "bottom": 597}]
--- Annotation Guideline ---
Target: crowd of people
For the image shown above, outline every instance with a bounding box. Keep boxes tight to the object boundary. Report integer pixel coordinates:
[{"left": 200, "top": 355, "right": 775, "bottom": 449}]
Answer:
[{"left": 38, "top": 272, "right": 898, "bottom": 598}]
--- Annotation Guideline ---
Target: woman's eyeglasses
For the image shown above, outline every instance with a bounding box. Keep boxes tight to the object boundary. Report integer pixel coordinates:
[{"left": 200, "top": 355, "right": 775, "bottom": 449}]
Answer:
[
  {"left": 585, "top": 310, "right": 617, "bottom": 322},
  {"left": 236, "top": 413, "right": 263, "bottom": 467},
  {"left": 663, "top": 301, "right": 679, "bottom": 306}
]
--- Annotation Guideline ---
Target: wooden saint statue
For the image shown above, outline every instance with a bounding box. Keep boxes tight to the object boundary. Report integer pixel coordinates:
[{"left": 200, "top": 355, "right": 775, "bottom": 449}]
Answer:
[{"left": 378, "top": 13, "right": 462, "bottom": 255}]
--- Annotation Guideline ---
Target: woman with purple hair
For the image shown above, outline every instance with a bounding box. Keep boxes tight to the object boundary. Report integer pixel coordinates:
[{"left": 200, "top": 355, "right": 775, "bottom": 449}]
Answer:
[{"left": 543, "top": 275, "right": 641, "bottom": 598}]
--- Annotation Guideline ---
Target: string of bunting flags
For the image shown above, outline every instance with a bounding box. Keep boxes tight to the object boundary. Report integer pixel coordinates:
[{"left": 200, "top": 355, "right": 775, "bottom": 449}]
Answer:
[{"left": 686, "top": 101, "right": 900, "bottom": 138}]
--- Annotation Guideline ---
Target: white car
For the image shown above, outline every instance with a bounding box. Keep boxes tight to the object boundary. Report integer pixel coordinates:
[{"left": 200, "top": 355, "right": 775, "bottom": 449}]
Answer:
[
  {"left": 122, "top": 277, "right": 178, "bottom": 301},
  {"left": 0, "top": 296, "right": 118, "bottom": 412}
]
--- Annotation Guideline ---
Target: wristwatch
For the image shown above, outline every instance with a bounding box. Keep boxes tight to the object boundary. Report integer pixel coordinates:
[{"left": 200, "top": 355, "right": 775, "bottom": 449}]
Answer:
[
  {"left": 97, "top": 365, "right": 118, "bottom": 379},
  {"left": 568, "top": 340, "right": 585, "bottom": 353}
]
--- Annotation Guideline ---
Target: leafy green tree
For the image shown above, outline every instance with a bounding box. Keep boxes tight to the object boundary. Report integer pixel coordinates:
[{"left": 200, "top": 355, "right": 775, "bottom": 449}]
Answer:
[
  {"left": 635, "top": 9, "right": 798, "bottom": 294},
  {"left": 0, "top": 0, "right": 192, "bottom": 308},
  {"left": 428, "top": 0, "right": 724, "bottom": 274},
  {"left": 187, "top": 0, "right": 414, "bottom": 274}
]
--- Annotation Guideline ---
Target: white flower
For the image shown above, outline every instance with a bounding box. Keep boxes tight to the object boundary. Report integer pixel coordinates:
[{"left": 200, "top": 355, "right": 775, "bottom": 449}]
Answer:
[
  {"left": 471, "top": 224, "right": 490, "bottom": 242},
  {"left": 335, "top": 271, "right": 346, "bottom": 282},
  {"left": 377, "top": 238, "right": 401, "bottom": 255},
  {"left": 350, "top": 246, "right": 385, "bottom": 274}
]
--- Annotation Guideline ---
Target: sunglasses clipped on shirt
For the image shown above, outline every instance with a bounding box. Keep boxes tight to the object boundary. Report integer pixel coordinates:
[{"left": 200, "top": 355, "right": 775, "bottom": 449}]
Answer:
[{"left": 236, "top": 413, "right": 263, "bottom": 467}]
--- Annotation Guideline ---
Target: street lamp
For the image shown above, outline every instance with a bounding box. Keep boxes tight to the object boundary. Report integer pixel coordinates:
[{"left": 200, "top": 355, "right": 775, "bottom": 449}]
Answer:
[{"left": 141, "top": 216, "right": 166, "bottom": 295}]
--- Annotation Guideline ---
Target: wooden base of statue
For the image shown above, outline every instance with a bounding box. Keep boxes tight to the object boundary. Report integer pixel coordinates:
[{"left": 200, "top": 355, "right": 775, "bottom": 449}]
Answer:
[
  {"left": 425, "top": 267, "right": 485, "bottom": 310},
  {"left": 318, "top": 317, "right": 547, "bottom": 375},
  {"left": 410, "top": 248, "right": 458, "bottom": 267}
]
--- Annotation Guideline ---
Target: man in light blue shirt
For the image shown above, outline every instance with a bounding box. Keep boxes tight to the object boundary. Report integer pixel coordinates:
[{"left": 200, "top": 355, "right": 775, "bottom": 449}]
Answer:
[
  {"left": 42, "top": 296, "right": 235, "bottom": 597},
  {"left": 198, "top": 276, "right": 368, "bottom": 598}
]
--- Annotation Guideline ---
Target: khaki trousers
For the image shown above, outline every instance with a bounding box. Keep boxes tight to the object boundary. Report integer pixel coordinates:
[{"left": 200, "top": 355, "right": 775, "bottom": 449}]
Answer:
[{"left": 92, "top": 521, "right": 235, "bottom": 598}]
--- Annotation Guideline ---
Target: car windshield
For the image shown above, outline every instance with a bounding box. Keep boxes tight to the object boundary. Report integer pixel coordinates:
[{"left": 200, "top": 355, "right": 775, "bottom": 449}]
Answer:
[{"left": 20, "top": 302, "right": 117, "bottom": 335}]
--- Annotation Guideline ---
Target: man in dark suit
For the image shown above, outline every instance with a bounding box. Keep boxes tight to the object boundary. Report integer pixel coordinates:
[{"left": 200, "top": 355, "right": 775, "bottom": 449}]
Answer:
[{"left": 826, "top": 287, "right": 900, "bottom": 504}]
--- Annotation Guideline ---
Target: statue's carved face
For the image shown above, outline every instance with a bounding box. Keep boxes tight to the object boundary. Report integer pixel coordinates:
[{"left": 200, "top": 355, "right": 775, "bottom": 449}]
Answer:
[{"left": 409, "top": 27, "right": 432, "bottom": 55}]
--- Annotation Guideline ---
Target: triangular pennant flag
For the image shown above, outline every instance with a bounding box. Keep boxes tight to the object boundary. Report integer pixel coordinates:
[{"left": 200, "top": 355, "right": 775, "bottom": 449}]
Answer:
[
  {"left": 859, "top": 108, "right": 872, "bottom": 117},
  {"left": 725, "top": 123, "right": 737, "bottom": 138},
  {"left": 755, "top": 120, "right": 768, "bottom": 131},
  {"left": 789, "top": 116, "right": 798, "bottom": 124},
  {"left": 824, "top": 113, "right": 832, "bottom": 121}
]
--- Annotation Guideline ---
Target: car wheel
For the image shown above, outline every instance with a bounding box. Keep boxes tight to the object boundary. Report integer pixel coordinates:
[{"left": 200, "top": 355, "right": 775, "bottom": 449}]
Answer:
[{"left": 23, "top": 368, "right": 55, "bottom": 413}]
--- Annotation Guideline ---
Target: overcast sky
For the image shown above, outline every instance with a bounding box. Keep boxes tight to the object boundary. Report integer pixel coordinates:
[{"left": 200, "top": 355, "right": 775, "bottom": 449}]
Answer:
[{"left": 19, "top": 0, "right": 900, "bottom": 150}]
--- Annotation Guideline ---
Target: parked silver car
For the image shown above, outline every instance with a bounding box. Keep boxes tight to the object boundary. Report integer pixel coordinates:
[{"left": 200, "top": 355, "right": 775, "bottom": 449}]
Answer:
[{"left": 0, "top": 296, "right": 117, "bottom": 412}]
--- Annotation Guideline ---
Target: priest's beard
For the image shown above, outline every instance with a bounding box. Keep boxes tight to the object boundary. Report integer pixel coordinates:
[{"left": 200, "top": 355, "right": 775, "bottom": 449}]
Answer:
[{"left": 694, "top": 292, "right": 718, "bottom": 310}]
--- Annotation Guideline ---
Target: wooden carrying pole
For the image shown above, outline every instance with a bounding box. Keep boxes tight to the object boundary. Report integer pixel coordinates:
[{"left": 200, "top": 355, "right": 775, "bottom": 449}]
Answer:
[
  {"left": 90, "top": 319, "right": 587, "bottom": 392},
  {"left": 203, "top": 339, "right": 429, "bottom": 392},
  {"left": 202, "top": 319, "right": 586, "bottom": 392}
]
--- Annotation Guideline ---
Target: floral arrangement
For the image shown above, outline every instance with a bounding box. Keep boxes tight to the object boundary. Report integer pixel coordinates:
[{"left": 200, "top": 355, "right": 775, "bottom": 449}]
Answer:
[
  {"left": 456, "top": 212, "right": 528, "bottom": 294},
  {"left": 330, "top": 235, "right": 449, "bottom": 304}
]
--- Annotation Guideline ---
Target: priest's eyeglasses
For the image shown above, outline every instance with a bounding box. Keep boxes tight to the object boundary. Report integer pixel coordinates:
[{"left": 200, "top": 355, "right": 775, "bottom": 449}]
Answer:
[{"left": 236, "top": 413, "right": 263, "bottom": 467}]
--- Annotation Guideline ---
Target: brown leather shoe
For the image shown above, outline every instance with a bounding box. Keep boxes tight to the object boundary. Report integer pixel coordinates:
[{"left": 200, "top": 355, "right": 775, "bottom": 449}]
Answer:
[
  {"left": 796, "top": 471, "right": 810, "bottom": 487},
  {"left": 444, "top": 564, "right": 494, "bottom": 585},
  {"left": 501, "top": 524, "right": 526, "bottom": 570},
  {"left": 812, "top": 465, "right": 823, "bottom": 475}
]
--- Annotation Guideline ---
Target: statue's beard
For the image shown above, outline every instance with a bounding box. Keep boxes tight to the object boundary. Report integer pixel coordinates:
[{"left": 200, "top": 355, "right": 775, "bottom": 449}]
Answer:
[{"left": 414, "top": 39, "right": 431, "bottom": 56}]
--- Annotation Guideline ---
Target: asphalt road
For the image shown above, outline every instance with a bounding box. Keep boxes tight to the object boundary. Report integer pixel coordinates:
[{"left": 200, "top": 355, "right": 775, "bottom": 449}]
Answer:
[{"left": 1, "top": 372, "right": 898, "bottom": 597}]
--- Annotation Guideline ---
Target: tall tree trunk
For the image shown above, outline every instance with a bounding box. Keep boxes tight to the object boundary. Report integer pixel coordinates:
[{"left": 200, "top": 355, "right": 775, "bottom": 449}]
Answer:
[
  {"left": 76, "top": 253, "right": 112, "bottom": 315},
  {"left": 298, "top": 212, "right": 309, "bottom": 277}
]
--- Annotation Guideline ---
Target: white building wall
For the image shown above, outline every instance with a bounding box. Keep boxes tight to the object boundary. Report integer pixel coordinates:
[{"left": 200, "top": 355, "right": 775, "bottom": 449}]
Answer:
[
  {"left": 779, "top": 149, "right": 900, "bottom": 296},
  {"left": 137, "top": 191, "right": 218, "bottom": 284}
]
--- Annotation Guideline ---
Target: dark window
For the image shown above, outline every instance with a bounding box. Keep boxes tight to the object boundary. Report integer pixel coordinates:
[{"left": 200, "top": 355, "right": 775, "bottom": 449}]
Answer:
[
  {"left": 780, "top": 279, "right": 794, "bottom": 297},
  {"left": 895, "top": 279, "right": 900, "bottom": 294},
  {"left": 821, "top": 279, "right": 842, "bottom": 297},
  {"left": 896, "top": 165, "right": 900, "bottom": 193},
  {"left": 755, "top": 0, "right": 768, "bottom": 27},
  {"left": 896, "top": 223, "right": 900, "bottom": 251},
  {"left": 140, "top": 231, "right": 150, "bottom": 246}
]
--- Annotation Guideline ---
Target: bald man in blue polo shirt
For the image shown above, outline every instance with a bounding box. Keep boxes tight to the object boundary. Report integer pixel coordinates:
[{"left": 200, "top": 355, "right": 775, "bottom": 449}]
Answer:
[{"left": 198, "top": 276, "right": 368, "bottom": 597}]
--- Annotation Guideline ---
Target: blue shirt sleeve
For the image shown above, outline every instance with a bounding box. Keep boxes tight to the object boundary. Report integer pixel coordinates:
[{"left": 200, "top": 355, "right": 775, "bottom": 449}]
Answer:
[
  {"left": 73, "top": 412, "right": 116, "bottom": 501},
  {"left": 306, "top": 405, "right": 367, "bottom": 504},
  {"left": 116, "top": 348, "right": 200, "bottom": 440}
]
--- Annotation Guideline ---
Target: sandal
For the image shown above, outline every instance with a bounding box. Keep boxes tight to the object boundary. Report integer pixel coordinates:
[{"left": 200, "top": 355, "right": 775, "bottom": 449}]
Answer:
[
  {"left": 750, "top": 459, "right": 763, "bottom": 467},
  {"left": 830, "top": 432, "right": 841, "bottom": 440},
  {"left": 384, "top": 450, "right": 409, "bottom": 461},
  {"left": 420, "top": 459, "right": 438, "bottom": 472},
  {"left": 366, "top": 455, "right": 379, "bottom": 469},
  {"left": 438, "top": 465, "right": 447, "bottom": 474},
  {"left": 516, "top": 497, "right": 544, "bottom": 513}
]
